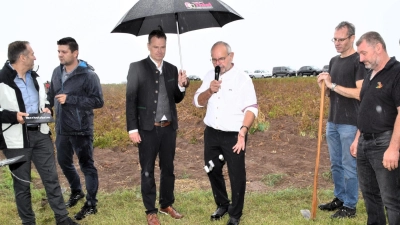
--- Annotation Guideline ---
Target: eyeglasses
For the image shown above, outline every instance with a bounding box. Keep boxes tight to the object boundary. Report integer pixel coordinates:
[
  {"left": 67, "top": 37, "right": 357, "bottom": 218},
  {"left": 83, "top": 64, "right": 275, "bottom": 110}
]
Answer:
[
  {"left": 331, "top": 36, "right": 351, "bottom": 43},
  {"left": 211, "top": 53, "right": 230, "bottom": 64}
]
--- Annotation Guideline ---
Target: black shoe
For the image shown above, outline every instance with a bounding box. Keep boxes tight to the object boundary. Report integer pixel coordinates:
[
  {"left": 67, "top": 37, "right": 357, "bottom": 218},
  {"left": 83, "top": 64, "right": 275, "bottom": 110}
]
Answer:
[
  {"left": 318, "top": 197, "right": 343, "bottom": 211},
  {"left": 331, "top": 206, "right": 356, "bottom": 219},
  {"left": 226, "top": 217, "right": 240, "bottom": 225},
  {"left": 210, "top": 207, "right": 228, "bottom": 220},
  {"left": 74, "top": 202, "right": 97, "bottom": 220},
  {"left": 57, "top": 217, "right": 80, "bottom": 225},
  {"left": 65, "top": 190, "right": 85, "bottom": 208}
]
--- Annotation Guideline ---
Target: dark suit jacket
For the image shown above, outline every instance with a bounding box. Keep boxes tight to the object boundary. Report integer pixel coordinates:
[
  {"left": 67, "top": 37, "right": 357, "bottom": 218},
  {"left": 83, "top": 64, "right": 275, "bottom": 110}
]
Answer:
[{"left": 126, "top": 57, "right": 185, "bottom": 131}]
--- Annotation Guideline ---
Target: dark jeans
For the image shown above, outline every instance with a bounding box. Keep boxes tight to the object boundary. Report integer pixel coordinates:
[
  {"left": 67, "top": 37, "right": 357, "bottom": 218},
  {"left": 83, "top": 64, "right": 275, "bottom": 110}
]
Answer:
[
  {"left": 3, "top": 130, "right": 69, "bottom": 224},
  {"left": 357, "top": 130, "right": 400, "bottom": 225},
  {"left": 204, "top": 126, "right": 246, "bottom": 219},
  {"left": 138, "top": 125, "right": 176, "bottom": 214},
  {"left": 56, "top": 134, "right": 98, "bottom": 206}
]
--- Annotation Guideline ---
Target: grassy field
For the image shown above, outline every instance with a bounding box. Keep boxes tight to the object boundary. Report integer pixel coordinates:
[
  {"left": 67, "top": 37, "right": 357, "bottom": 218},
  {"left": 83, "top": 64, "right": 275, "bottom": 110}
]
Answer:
[{"left": 0, "top": 167, "right": 367, "bottom": 225}]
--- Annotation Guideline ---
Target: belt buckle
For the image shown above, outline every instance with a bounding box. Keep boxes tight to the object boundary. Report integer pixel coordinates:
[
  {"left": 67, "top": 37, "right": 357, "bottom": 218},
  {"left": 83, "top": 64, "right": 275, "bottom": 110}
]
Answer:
[
  {"left": 363, "top": 133, "right": 373, "bottom": 140},
  {"left": 160, "top": 121, "right": 167, "bottom": 127}
]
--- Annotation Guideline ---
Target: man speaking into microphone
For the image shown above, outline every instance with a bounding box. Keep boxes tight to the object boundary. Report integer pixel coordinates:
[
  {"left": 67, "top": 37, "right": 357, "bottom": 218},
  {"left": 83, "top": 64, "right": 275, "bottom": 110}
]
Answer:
[{"left": 193, "top": 41, "right": 258, "bottom": 225}]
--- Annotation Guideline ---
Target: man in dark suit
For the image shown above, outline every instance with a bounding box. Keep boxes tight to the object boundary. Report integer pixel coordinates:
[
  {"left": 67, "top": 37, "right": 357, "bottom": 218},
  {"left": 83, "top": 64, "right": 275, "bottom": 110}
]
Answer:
[{"left": 126, "top": 29, "right": 189, "bottom": 225}]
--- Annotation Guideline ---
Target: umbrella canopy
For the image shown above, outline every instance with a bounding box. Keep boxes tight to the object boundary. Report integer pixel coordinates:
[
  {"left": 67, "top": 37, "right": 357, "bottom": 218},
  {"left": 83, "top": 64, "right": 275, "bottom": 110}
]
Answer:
[
  {"left": 111, "top": 0, "right": 243, "bottom": 36},
  {"left": 111, "top": 0, "right": 243, "bottom": 69}
]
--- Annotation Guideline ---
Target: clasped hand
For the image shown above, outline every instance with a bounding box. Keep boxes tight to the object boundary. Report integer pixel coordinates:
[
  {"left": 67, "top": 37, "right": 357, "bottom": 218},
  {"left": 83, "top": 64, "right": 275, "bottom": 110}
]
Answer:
[{"left": 178, "top": 70, "right": 189, "bottom": 87}]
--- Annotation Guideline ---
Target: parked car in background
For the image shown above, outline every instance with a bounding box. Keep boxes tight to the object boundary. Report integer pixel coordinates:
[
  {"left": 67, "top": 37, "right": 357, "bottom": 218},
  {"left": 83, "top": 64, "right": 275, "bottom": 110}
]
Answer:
[
  {"left": 188, "top": 75, "right": 201, "bottom": 80},
  {"left": 249, "top": 70, "right": 272, "bottom": 78},
  {"left": 272, "top": 66, "right": 297, "bottom": 77},
  {"left": 297, "top": 66, "right": 322, "bottom": 76},
  {"left": 322, "top": 65, "right": 329, "bottom": 72},
  {"left": 244, "top": 70, "right": 252, "bottom": 78}
]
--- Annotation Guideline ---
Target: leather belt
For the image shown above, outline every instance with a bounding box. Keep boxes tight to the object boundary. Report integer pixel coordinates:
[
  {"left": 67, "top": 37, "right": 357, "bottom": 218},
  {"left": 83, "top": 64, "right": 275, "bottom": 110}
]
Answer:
[
  {"left": 361, "top": 131, "right": 390, "bottom": 140},
  {"left": 27, "top": 126, "right": 40, "bottom": 131},
  {"left": 154, "top": 121, "right": 171, "bottom": 127}
]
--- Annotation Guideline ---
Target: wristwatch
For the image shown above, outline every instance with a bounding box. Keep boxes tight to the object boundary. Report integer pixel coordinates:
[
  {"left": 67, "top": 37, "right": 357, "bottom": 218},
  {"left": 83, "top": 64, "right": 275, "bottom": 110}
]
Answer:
[{"left": 331, "top": 83, "right": 337, "bottom": 91}]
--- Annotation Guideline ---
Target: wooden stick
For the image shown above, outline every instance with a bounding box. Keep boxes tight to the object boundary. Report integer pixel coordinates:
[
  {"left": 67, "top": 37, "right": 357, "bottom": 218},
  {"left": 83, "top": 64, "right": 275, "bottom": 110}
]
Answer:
[{"left": 311, "top": 82, "right": 326, "bottom": 220}]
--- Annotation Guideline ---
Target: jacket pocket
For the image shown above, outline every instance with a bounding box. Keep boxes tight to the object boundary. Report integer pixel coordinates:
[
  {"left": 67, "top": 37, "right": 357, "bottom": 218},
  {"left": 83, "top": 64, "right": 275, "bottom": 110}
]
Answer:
[{"left": 60, "top": 107, "right": 90, "bottom": 133}]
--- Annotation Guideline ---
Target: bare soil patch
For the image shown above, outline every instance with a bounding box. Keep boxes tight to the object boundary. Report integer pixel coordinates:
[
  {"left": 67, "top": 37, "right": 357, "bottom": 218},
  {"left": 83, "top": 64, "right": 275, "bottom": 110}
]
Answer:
[{"left": 45, "top": 117, "right": 333, "bottom": 194}]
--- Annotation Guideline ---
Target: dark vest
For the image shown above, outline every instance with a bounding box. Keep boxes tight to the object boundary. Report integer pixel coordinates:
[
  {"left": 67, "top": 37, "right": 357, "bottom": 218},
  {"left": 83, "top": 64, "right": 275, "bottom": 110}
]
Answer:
[{"left": 155, "top": 71, "right": 171, "bottom": 122}]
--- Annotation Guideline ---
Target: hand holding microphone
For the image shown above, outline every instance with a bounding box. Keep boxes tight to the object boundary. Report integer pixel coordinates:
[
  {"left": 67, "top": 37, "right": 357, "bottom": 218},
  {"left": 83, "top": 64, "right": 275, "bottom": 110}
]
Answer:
[
  {"left": 215, "top": 65, "right": 220, "bottom": 80},
  {"left": 209, "top": 66, "right": 221, "bottom": 93}
]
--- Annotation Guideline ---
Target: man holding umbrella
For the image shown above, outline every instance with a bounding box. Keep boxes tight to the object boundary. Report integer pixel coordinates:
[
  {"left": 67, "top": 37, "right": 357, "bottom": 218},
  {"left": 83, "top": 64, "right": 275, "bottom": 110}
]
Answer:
[{"left": 126, "top": 28, "right": 189, "bottom": 225}]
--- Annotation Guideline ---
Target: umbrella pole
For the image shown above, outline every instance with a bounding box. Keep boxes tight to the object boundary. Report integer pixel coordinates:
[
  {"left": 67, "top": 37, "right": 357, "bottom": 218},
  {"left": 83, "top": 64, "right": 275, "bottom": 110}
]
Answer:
[{"left": 175, "top": 13, "right": 183, "bottom": 70}]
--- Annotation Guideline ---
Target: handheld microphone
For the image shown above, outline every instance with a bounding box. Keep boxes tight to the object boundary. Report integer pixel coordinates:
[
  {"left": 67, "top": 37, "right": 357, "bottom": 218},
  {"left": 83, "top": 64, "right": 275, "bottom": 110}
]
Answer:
[{"left": 214, "top": 66, "right": 220, "bottom": 80}]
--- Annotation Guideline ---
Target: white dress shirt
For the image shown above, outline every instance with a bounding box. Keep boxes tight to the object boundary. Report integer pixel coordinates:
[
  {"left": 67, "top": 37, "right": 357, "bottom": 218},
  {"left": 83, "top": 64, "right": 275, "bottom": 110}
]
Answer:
[{"left": 194, "top": 65, "right": 258, "bottom": 132}]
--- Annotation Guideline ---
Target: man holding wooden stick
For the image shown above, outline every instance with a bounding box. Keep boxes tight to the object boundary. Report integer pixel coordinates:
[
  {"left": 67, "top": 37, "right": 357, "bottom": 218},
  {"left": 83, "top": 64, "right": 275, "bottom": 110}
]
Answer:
[{"left": 317, "top": 21, "right": 366, "bottom": 219}]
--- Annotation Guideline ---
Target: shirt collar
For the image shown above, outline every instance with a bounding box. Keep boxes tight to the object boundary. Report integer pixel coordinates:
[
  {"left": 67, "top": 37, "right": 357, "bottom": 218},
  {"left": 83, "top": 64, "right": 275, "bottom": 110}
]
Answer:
[
  {"left": 63, "top": 60, "right": 80, "bottom": 74},
  {"left": 149, "top": 56, "right": 163, "bottom": 70},
  {"left": 8, "top": 62, "right": 32, "bottom": 79}
]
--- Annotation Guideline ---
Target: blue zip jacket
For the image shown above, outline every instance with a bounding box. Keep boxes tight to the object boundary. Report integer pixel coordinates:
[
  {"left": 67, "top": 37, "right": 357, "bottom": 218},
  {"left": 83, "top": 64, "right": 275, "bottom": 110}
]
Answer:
[{"left": 47, "top": 60, "right": 104, "bottom": 136}]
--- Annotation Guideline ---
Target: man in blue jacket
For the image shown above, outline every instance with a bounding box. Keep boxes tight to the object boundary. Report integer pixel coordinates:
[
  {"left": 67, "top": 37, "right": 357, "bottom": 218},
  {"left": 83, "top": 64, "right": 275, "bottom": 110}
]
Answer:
[
  {"left": 46, "top": 37, "right": 104, "bottom": 221},
  {"left": 0, "top": 40, "right": 78, "bottom": 225}
]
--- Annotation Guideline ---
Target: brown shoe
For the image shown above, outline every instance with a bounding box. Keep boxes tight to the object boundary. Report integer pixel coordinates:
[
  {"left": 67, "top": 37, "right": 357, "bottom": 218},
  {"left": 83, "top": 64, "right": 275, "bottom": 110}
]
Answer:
[
  {"left": 159, "top": 206, "right": 184, "bottom": 219},
  {"left": 146, "top": 213, "right": 160, "bottom": 225}
]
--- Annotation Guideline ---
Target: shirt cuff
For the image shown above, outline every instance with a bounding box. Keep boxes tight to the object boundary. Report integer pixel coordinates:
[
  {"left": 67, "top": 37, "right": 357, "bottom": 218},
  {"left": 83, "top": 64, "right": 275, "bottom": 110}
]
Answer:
[
  {"left": 128, "top": 129, "right": 138, "bottom": 134},
  {"left": 178, "top": 85, "right": 185, "bottom": 92}
]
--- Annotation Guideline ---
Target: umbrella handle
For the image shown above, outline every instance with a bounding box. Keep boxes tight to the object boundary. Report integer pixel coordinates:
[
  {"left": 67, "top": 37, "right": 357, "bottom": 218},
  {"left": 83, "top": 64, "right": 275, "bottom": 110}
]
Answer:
[
  {"left": 311, "top": 82, "right": 326, "bottom": 219},
  {"left": 175, "top": 13, "right": 183, "bottom": 70}
]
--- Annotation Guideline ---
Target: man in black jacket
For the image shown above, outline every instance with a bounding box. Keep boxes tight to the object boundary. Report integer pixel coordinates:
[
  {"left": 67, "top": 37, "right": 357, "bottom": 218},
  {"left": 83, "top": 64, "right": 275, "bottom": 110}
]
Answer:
[
  {"left": 46, "top": 37, "right": 104, "bottom": 221},
  {"left": 126, "top": 29, "right": 188, "bottom": 225},
  {"left": 0, "top": 41, "right": 78, "bottom": 225}
]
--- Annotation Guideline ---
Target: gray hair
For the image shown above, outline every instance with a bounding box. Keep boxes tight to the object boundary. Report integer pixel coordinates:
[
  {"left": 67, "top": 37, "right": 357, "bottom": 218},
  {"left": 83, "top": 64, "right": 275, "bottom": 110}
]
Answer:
[
  {"left": 8, "top": 41, "right": 29, "bottom": 64},
  {"left": 211, "top": 41, "right": 232, "bottom": 54},
  {"left": 335, "top": 21, "right": 355, "bottom": 37},
  {"left": 356, "top": 31, "right": 387, "bottom": 52}
]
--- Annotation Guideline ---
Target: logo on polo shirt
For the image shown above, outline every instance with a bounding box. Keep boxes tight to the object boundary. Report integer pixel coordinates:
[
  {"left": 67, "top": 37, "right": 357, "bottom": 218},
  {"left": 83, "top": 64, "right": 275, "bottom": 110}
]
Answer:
[{"left": 376, "top": 82, "right": 383, "bottom": 89}]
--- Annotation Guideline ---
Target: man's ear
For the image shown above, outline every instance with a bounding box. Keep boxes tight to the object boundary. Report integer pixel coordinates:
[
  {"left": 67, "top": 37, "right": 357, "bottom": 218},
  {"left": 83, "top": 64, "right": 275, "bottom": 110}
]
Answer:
[
  {"left": 375, "top": 43, "right": 383, "bottom": 53},
  {"left": 230, "top": 52, "right": 235, "bottom": 60}
]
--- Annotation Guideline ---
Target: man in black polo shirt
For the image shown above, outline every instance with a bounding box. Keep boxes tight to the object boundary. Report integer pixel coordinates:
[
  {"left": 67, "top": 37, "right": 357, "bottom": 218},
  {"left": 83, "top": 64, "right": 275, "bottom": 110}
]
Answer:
[
  {"left": 317, "top": 21, "right": 365, "bottom": 219},
  {"left": 351, "top": 31, "right": 400, "bottom": 225}
]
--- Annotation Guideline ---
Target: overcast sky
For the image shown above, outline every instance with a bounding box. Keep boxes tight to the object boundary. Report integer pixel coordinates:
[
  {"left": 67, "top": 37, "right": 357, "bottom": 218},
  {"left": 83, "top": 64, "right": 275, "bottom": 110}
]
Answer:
[{"left": 1, "top": 0, "right": 399, "bottom": 83}]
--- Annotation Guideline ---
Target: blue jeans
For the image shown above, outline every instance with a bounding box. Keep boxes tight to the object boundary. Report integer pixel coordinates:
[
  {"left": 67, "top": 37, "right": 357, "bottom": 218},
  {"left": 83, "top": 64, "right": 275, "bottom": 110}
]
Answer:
[
  {"left": 326, "top": 122, "right": 358, "bottom": 208},
  {"left": 357, "top": 130, "right": 400, "bottom": 225},
  {"left": 56, "top": 134, "right": 98, "bottom": 206}
]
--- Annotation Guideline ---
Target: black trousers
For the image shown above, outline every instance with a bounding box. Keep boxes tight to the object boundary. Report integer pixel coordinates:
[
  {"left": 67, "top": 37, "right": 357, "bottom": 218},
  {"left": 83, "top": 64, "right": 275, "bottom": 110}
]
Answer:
[
  {"left": 138, "top": 125, "right": 176, "bottom": 214},
  {"left": 204, "top": 126, "right": 246, "bottom": 219},
  {"left": 3, "top": 130, "right": 69, "bottom": 224}
]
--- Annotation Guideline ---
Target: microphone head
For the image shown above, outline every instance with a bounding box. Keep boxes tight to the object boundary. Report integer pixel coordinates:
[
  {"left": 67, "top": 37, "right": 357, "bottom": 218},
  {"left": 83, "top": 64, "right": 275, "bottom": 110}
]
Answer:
[{"left": 215, "top": 66, "right": 220, "bottom": 73}]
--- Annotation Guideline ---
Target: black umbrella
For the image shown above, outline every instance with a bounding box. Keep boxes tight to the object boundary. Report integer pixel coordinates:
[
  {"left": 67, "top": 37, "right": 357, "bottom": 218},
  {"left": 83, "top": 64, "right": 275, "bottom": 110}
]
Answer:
[{"left": 111, "top": 0, "right": 243, "bottom": 69}]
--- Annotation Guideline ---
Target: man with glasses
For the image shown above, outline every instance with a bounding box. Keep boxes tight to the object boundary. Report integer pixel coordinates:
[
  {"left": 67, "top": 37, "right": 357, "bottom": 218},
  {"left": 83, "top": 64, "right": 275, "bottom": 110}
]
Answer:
[
  {"left": 317, "top": 21, "right": 366, "bottom": 218},
  {"left": 194, "top": 41, "right": 258, "bottom": 225}
]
